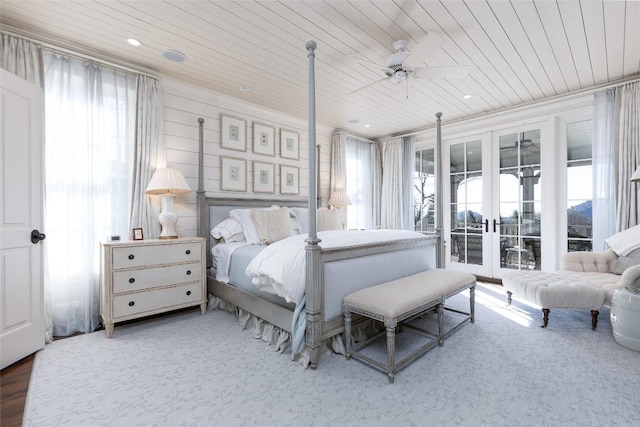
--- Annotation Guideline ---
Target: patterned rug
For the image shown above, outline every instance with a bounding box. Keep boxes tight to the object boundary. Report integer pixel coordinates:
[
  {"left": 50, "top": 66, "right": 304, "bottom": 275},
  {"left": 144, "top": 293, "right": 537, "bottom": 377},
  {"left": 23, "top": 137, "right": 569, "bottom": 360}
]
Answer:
[{"left": 24, "top": 284, "right": 640, "bottom": 426}]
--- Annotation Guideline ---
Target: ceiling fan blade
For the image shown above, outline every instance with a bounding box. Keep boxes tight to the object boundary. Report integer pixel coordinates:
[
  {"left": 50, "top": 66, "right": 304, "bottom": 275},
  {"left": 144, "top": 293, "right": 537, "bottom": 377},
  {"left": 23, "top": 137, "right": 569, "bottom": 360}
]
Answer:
[
  {"left": 347, "top": 77, "right": 390, "bottom": 95},
  {"left": 407, "top": 32, "right": 446, "bottom": 64},
  {"left": 414, "top": 65, "right": 470, "bottom": 79}
]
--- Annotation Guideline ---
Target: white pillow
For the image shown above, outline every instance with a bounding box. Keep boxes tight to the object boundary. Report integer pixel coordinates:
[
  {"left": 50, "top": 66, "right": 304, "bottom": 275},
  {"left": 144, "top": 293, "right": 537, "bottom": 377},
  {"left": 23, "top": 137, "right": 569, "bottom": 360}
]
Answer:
[
  {"left": 210, "top": 217, "right": 245, "bottom": 243},
  {"left": 605, "top": 224, "right": 640, "bottom": 256},
  {"left": 318, "top": 208, "right": 344, "bottom": 232},
  {"left": 230, "top": 205, "right": 279, "bottom": 244},
  {"left": 289, "top": 207, "right": 309, "bottom": 234},
  {"left": 250, "top": 207, "right": 296, "bottom": 244},
  {"left": 613, "top": 247, "right": 640, "bottom": 275}
]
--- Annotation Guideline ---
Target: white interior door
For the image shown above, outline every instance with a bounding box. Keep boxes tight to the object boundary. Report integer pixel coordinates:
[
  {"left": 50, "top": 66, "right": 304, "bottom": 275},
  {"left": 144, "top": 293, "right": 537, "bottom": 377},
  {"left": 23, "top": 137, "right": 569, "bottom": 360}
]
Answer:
[{"left": 0, "top": 69, "right": 45, "bottom": 369}]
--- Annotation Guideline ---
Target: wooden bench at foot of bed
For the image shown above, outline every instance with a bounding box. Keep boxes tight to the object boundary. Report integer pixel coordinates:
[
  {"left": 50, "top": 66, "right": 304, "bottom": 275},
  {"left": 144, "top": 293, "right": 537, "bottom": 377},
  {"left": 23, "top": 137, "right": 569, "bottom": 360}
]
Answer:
[{"left": 343, "top": 269, "right": 476, "bottom": 383}]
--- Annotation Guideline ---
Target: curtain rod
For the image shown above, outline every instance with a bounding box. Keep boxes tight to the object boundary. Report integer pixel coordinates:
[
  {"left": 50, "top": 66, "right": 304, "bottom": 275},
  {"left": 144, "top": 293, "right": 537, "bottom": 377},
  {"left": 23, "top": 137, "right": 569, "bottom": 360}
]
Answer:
[
  {"left": 1, "top": 27, "right": 158, "bottom": 80},
  {"left": 393, "top": 74, "right": 640, "bottom": 139},
  {"left": 332, "top": 130, "right": 377, "bottom": 144}
]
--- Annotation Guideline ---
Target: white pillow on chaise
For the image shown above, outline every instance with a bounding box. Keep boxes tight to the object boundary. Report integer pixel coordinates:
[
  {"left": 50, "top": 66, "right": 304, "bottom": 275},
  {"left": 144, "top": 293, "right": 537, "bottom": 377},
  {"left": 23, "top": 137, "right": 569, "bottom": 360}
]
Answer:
[{"left": 605, "top": 224, "right": 640, "bottom": 257}]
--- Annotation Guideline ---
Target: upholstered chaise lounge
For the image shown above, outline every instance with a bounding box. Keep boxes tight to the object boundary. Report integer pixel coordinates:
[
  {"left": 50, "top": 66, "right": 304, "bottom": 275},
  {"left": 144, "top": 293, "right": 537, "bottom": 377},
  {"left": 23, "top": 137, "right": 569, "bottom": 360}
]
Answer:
[{"left": 502, "top": 249, "right": 640, "bottom": 330}]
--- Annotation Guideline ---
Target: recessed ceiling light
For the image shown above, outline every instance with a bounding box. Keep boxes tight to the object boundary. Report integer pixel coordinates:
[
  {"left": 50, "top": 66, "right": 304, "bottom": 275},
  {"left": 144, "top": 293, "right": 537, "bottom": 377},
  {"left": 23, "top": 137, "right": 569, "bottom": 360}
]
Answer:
[
  {"left": 463, "top": 94, "right": 472, "bottom": 99},
  {"left": 162, "top": 49, "right": 187, "bottom": 62},
  {"left": 364, "top": 124, "right": 371, "bottom": 128},
  {"left": 127, "top": 38, "right": 141, "bottom": 46},
  {"left": 240, "top": 85, "right": 250, "bottom": 92}
]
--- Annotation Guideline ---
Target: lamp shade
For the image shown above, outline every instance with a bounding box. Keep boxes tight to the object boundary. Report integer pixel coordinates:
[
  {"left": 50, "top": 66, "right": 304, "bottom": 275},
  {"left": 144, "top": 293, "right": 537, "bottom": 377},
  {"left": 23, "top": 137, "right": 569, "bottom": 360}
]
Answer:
[
  {"left": 328, "top": 190, "right": 352, "bottom": 207},
  {"left": 631, "top": 166, "right": 640, "bottom": 183},
  {"left": 145, "top": 168, "right": 191, "bottom": 195}
]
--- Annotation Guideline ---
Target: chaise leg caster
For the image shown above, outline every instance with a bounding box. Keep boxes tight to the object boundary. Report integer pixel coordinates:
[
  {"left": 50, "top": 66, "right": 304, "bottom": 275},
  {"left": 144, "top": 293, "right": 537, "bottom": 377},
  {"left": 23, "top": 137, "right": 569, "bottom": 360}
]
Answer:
[
  {"left": 541, "top": 308, "right": 550, "bottom": 328},
  {"left": 591, "top": 310, "right": 599, "bottom": 331}
]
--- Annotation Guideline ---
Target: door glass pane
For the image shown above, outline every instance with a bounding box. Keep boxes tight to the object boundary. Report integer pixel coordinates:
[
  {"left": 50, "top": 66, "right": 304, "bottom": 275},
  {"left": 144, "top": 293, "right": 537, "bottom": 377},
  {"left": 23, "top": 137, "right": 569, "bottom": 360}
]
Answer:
[
  {"left": 449, "top": 140, "right": 483, "bottom": 265},
  {"left": 521, "top": 130, "right": 541, "bottom": 166},
  {"left": 500, "top": 169, "right": 520, "bottom": 203},
  {"left": 521, "top": 166, "right": 541, "bottom": 201},
  {"left": 499, "top": 133, "right": 518, "bottom": 168}
]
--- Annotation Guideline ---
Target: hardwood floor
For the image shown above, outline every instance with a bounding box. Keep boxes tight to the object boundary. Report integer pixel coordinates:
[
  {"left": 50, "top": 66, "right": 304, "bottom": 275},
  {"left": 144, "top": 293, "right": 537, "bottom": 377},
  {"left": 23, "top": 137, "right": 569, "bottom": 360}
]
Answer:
[{"left": 1, "top": 354, "right": 34, "bottom": 427}]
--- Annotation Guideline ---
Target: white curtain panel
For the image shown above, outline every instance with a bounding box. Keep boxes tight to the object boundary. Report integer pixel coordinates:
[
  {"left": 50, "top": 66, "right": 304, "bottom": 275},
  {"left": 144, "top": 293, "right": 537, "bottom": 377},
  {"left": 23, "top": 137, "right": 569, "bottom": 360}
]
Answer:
[
  {"left": 43, "top": 51, "right": 137, "bottom": 337},
  {"left": 381, "top": 137, "right": 404, "bottom": 229},
  {"left": 129, "top": 75, "right": 165, "bottom": 240},
  {"left": 592, "top": 89, "right": 617, "bottom": 250},
  {"left": 402, "top": 136, "right": 416, "bottom": 230},
  {"left": 0, "top": 32, "right": 43, "bottom": 87},
  {"left": 616, "top": 81, "right": 640, "bottom": 230},
  {"left": 345, "top": 138, "right": 373, "bottom": 229},
  {"left": 371, "top": 143, "right": 382, "bottom": 229}
]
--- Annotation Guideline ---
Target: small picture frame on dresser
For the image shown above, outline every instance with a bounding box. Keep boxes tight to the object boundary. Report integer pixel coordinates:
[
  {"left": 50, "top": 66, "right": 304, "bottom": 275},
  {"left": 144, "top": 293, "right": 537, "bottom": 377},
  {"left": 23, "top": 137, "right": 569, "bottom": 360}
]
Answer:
[{"left": 132, "top": 228, "right": 144, "bottom": 241}]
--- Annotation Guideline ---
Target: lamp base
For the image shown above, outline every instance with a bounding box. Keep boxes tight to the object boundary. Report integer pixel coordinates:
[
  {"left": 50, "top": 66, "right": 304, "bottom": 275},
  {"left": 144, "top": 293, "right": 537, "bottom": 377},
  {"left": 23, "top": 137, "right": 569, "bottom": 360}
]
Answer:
[
  {"left": 158, "top": 195, "right": 179, "bottom": 239},
  {"left": 159, "top": 235, "right": 179, "bottom": 240}
]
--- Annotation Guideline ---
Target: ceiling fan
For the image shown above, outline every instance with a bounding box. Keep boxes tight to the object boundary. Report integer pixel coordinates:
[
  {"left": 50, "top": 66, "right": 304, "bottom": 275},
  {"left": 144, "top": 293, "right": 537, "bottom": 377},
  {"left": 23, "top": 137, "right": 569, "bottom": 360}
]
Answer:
[
  {"left": 348, "top": 33, "right": 470, "bottom": 95},
  {"left": 500, "top": 139, "right": 540, "bottom": 153}
]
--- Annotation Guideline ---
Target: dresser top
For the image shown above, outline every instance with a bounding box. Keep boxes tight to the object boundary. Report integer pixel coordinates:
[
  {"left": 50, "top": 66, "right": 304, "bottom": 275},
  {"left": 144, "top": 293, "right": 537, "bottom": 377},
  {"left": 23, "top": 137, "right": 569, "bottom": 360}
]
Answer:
[{"left": 101, "top": 237, "right": 205, "bottom": 247}]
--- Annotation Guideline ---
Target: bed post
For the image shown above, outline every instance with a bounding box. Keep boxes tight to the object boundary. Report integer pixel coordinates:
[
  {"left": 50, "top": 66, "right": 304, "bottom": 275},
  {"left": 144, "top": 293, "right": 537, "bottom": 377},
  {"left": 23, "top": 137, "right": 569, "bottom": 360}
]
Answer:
[
  {"left": 435, "top": 112, "right": 445, "bottom": 268},
  {"left": 197, "top": 118, "right": 207, "bottom": 243},
  {"left": 304, "top": 40, "right": 323, "bottom": 368}
]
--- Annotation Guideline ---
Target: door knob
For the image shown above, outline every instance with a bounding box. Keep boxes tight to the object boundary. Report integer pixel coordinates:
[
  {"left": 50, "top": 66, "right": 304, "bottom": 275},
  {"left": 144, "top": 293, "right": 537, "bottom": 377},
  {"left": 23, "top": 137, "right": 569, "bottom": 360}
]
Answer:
[{"left": 31, "top": 229, "right": 46, "bottom": 244}]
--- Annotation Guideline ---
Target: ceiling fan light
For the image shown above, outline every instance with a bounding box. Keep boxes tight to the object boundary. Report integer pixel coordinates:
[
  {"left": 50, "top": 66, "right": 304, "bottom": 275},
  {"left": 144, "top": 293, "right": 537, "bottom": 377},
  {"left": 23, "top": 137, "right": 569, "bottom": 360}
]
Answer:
[{"left": 392, "top": 70, "right": 406, "bottom": 84}]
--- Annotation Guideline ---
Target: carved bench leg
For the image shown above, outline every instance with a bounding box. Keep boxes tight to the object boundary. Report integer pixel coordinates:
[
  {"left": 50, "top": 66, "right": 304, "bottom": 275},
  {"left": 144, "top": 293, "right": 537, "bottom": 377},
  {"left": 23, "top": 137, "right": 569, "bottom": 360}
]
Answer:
[
  {"left": 506, "top": 291, "right": 512, "bottom": 307},
  {"left": 591, "top": 310, "right": 599, "bottom": 331},
  {"left": 542, "top": 308, "right": 550, "bottom": 328},
  {"left": 344, "top": 311, "right": 352, "bottom": 359},
  {"left": 386, "top": 321, "right": 396, "bottom": 384},
  {"left": 470, "top": 286, "right": 476, "bottom": 324}
]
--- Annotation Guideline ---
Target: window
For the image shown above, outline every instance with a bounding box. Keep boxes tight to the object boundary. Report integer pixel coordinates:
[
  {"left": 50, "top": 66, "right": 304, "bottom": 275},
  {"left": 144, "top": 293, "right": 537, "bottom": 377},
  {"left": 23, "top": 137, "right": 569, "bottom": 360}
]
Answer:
[
  {"left": 566, "top": 120, "right": 593, "bottom": 252},
  {"left": 414, "top": 148, "right": 435, "bottom": 233}
]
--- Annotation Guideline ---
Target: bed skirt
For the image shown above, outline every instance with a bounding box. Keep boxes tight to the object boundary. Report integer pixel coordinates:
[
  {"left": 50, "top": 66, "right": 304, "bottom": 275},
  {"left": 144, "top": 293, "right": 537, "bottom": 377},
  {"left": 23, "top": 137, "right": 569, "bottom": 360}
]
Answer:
[{"left": 207, "top": 294, "right": 381, "bottom": 368}]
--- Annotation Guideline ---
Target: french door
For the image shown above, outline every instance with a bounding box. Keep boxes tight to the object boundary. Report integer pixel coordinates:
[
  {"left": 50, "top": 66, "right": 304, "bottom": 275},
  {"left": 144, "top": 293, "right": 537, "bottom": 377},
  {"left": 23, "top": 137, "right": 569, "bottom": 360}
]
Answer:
[{"left": 445, "top": 124, "right": 544, "bottom": 279}]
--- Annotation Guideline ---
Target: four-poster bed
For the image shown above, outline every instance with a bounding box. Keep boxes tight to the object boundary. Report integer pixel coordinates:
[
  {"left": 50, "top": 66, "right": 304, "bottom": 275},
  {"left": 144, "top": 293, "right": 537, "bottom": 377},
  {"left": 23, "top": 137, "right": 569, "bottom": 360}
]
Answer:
[{"left": 196, "top": 41, "right": 444, "bottom": 368}]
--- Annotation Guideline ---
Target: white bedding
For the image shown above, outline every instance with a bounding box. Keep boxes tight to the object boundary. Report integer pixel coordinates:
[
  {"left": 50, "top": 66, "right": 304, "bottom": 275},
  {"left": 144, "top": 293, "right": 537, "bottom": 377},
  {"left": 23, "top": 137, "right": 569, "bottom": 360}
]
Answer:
[{"left": 246, "top": 229, "right": 428, "bottom": 305}]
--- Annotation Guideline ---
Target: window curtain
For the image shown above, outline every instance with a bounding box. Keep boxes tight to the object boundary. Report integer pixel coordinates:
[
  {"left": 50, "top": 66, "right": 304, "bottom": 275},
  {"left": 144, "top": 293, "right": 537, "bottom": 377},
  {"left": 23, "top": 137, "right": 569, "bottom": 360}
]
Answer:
[
  {"left": 592, "top": 89, "right": 617, "bottom": 250},
  {"left": 380, "top": 137, "right": 403, "bottom": 229},
  {"left": 330, "top": 133, "right": 378, "bottom": 230},
  {"left": 371, "top": 143, "right": 382, "bottom": 229},
  {"left": 43, "top": 51, "right": 137, "bottom": 337},
  {"left": 0, "top": 32, "right": 43, "bottom": 87},
  {"left": 402, "top": 136, "right": 416, "bottom": 230},
  {"left": 593, "top": 81, "right": 640, "bottom": 248},
  {"left": 616, "top": 82, "right": 640, "bottom": 230},
  {"left": 129, "top": 75, "right": 165, "bottom": 240}
]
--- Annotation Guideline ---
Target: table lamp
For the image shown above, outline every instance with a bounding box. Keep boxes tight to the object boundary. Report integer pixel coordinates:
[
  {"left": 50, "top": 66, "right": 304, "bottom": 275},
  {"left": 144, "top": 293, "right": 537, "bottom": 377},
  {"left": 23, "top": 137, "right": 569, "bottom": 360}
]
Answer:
[
  {"left": 328, "top": 190, "right": 352, "bottom": 209},
  {"left": 145, "top": 168, "right": 191, "bottom": 239}
]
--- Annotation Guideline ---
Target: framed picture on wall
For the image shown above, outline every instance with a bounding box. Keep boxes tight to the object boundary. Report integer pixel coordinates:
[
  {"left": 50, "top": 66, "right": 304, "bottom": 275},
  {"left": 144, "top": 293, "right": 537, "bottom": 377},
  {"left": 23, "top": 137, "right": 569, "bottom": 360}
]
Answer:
[
  {"left": 220, "top": 156, "right": 247, "bottom": 192},
  {"left": 280, "top": 165, "right": 299, "bottom": 195},
  {"left": 252, "top": 122, "right": 275, "bottom": 156},
  {"left": 253, "top": 161, "right": 275, "bottom": 193},
  {"left": 220, "top": 114, "right": 246, "bottom": 152},
  {"left": 280, "top": 129, "right": 299, "bottom": 160}
]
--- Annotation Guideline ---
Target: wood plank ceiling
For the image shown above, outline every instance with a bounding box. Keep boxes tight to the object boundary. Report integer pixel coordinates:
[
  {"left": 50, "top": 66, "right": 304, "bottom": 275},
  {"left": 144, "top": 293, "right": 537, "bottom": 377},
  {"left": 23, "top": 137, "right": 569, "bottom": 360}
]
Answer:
[{"left": 2, "top": 0, "right": 639, "bottom": 139}]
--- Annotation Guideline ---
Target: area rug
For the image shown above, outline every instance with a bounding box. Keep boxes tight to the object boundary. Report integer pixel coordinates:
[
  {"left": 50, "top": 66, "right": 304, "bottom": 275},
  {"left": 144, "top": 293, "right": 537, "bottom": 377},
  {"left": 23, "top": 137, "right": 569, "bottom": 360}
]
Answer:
[{"left": 24, "top": 284, "right": 640, "bottom": 426}]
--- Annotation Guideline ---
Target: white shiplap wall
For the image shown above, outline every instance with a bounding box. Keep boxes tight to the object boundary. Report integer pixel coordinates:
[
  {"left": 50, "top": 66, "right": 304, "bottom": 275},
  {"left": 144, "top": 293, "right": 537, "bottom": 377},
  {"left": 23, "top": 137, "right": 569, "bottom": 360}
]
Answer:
[{"left": 159, "top": 76, "right": 334, "bottom": 237}]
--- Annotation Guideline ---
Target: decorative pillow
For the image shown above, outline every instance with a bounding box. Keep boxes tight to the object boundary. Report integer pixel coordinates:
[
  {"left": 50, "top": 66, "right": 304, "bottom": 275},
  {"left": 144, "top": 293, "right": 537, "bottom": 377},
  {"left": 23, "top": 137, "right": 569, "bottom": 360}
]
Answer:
[
  {"left": 250, "top": 207, "right": 296, "bottom": 244},
  {"left": 613, "top": 247, "right": 640, "bottom": 275},
  {"left": 289, "top": 207, "right": 309, "bottom": 234},
  {"left": 605, "top": 224, "right": 640, "bottom": 257},
  {"left": 230, "top": 205, "right": 279, "bottom": 244},
  {"left": 318, "top": 208, "right": 344, "bottom": 232},
  {"left": 210, "top": 217, "right": 245, "bottom": 243}
]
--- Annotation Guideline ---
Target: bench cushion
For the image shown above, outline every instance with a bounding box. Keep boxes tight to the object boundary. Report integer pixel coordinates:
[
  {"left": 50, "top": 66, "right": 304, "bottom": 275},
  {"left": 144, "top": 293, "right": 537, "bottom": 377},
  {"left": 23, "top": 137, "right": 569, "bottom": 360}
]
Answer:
[{"left": 343, "top": 269, "right": 475, "bottom": 319}]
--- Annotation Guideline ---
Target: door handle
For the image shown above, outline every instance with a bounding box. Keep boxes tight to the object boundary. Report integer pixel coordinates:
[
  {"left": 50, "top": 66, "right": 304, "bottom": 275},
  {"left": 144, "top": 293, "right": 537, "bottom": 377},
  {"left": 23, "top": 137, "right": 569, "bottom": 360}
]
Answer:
[
  {"left": 493, "top": 219, "right": 500, "bottom": 233},
  {"left": 31, "top": 229, "right": 46, "bottom": 244},
  {"left": 484, "top": 219, "right": 489, "bottom": 233}
]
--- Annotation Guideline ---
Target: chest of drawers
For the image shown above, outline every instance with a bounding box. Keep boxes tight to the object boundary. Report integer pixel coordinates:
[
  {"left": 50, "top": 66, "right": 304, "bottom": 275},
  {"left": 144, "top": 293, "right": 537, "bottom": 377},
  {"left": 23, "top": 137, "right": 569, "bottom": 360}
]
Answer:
[{"left": 99, "top": 237, "right": 207, "bottom": 338}]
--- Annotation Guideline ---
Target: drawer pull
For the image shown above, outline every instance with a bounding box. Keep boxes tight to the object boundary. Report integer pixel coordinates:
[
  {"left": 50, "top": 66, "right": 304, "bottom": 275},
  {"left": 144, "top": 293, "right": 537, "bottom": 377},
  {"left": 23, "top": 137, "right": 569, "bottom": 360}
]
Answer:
[
  {"left": 128, "top": 301, "right": 135, "bottom": 307},
  {"left": 129, "top": 278, "right": 135, "bottom": 283},
  {"left": 186, "top": 249, "right": 191, "bottom": 255},
  {"left": 186, "top": 290, "right": 191, "bottom": 296},
  {"left": 186, "top": 270, "right": 192, "bottom": 275},
  {"left": 128, "top": 254, "right": 135, "bottom": 260}
]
